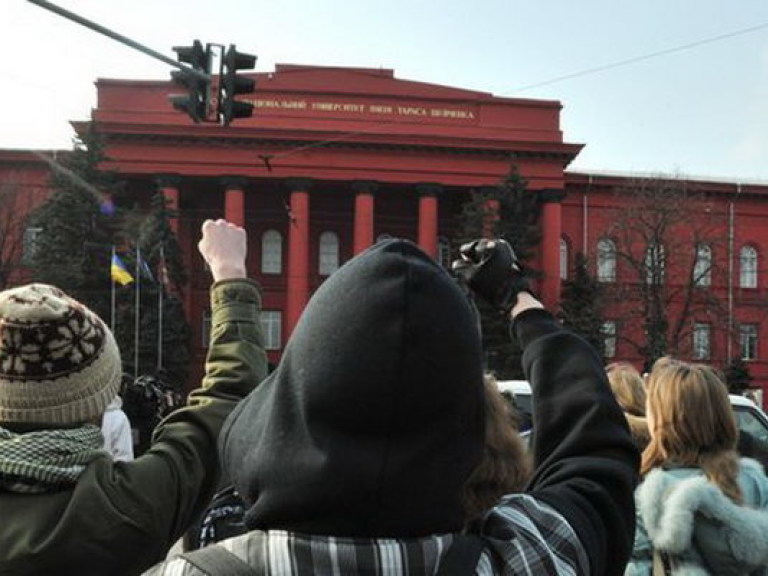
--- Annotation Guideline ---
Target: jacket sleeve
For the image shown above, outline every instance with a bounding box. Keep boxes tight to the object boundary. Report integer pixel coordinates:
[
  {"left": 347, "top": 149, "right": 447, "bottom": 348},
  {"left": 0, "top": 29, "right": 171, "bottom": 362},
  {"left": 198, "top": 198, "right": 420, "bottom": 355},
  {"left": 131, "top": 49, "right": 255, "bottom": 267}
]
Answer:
[
  {"left": 102, "top": 279, "right": 267, "bottom": 568},
  {"left": 513, "top": 308, "right": 640, "bottom": 576}
]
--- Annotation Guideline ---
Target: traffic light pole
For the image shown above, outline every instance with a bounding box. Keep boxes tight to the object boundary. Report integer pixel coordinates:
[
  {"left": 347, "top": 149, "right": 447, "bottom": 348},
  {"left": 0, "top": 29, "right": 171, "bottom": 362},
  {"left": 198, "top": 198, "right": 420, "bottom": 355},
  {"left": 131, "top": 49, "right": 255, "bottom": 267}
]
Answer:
[{"left": 27, "top": 0, "right": 209, "bottom": 83}]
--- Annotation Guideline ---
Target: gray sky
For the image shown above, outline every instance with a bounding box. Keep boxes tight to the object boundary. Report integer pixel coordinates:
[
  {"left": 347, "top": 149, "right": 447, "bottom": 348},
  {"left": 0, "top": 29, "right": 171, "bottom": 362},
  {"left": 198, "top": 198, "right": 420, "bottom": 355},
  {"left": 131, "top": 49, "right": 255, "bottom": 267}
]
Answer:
[{"left": 3, "top": 0, "right": 768, "bottom": 181}]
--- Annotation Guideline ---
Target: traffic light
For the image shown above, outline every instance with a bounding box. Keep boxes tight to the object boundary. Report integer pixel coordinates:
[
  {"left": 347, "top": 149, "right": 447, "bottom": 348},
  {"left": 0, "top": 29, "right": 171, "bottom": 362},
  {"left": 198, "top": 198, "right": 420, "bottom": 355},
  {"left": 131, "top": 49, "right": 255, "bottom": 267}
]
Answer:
[
  {"left": 219, "top": 44, "right": 256, "bottom": 125},
  {"left": 169, "top": 40, "right": 210, "bottom": 123}
]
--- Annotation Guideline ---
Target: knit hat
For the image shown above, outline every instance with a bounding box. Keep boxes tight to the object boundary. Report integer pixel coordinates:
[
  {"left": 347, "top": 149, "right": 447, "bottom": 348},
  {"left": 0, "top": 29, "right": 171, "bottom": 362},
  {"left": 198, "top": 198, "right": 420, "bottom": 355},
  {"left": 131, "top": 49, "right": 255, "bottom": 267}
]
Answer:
[{"left": 0, "top": 284, "right": 121, "bottom": 426}]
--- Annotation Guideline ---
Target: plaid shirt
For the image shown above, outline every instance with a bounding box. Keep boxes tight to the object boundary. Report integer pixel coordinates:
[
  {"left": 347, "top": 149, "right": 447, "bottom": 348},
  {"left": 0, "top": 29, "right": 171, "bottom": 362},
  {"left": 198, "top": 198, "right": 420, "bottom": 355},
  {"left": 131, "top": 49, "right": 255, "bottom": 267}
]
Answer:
[{"left": 144, "top": 495, "right": 589, "bottom": 575}]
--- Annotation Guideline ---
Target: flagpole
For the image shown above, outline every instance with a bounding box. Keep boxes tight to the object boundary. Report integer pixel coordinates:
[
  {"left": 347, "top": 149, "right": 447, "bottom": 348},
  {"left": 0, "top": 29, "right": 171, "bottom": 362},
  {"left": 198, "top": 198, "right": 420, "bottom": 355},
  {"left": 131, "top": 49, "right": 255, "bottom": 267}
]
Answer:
[
  {"left": 110, "top": 246, "right": 116, "bottom": 331},
  {"left": 158, "top": 245, "right": 164, "bottom": 371},
  {"left": 134, "top": 245, "right": 141, "bottom": 380}
]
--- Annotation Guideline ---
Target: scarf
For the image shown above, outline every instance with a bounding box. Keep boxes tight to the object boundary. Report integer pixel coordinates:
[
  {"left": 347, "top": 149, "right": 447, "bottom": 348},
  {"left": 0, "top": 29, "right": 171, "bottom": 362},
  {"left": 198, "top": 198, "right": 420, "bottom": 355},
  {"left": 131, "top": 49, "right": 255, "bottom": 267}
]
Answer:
[{"left": 0, "top": 424, "right": 107, "bottom": 493}]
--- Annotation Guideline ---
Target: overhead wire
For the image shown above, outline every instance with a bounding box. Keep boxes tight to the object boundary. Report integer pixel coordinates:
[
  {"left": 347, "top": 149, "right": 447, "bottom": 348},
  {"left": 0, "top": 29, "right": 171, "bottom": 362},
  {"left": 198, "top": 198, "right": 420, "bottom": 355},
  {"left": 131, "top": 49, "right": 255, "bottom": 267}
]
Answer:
[
  {"left": 503, "top": 20, "right": 768, "bottom": 94},
  {"left": 258, "top": 19, "right": 768, "bottom": 164}
]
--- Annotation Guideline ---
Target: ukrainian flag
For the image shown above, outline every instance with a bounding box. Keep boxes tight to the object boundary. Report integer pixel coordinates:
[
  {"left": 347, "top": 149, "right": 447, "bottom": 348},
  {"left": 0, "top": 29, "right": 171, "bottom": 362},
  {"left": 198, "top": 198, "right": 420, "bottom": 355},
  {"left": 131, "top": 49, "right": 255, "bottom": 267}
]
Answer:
[{"left": 111, "top": 254, "right": 134, "bottom": 286}]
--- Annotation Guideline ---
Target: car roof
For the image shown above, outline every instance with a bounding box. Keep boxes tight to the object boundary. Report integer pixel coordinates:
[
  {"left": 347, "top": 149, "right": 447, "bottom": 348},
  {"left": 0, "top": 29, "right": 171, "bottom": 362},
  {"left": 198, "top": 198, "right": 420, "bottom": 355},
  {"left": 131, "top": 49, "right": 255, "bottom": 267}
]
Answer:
[
  {"left": 499, "top": 384, "right": 759, "bottom": 409},
  {"left": 496, "top": 380, "right": 532, "bottom": 395},
  {"left": 729, "top": 394, "right": 757, "bottom": 408}
]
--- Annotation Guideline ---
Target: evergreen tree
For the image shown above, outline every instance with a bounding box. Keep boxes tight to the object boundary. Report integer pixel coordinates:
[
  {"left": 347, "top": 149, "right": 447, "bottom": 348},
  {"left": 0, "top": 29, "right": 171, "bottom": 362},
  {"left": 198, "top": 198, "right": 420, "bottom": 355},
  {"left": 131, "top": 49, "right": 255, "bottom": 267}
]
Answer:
[
  {"left": 26, "top": 127, "right": 122, "bottom": 324},
  {"left": 559, "top": 252, "right": 605, "bottom": 356},
  {"left": 454, "top": 164, "right": 542, "bottom": 378},
  {"left": 723, "top": 356, "right": 753, "bottom": 395}
]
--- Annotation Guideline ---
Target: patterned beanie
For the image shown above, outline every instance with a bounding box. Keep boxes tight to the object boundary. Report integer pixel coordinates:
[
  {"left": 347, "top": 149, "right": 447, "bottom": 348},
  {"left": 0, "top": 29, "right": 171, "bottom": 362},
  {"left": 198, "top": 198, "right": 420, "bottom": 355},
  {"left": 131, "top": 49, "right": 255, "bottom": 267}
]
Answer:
[{"left": 0, "top": 284, "right": 121, "bottom": 426}]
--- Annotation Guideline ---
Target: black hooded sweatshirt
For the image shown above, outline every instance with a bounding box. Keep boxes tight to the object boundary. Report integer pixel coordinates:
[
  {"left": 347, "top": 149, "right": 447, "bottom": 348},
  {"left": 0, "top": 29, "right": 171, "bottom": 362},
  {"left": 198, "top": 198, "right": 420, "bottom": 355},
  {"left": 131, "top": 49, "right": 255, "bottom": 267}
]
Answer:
[
  {"left": 218, "top": 238, "right": 486, "bottom": 537},
  {"left": 209, "top": 238, "right": 639, "bottom": 576}
]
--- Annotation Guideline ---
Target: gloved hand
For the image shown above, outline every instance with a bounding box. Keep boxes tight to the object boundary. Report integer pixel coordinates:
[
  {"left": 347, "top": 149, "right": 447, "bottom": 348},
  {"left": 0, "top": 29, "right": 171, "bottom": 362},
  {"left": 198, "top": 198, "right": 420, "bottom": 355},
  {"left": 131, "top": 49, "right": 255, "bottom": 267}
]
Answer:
[{"left": 451, "top": 238, "right": 531, "bottom": 315}]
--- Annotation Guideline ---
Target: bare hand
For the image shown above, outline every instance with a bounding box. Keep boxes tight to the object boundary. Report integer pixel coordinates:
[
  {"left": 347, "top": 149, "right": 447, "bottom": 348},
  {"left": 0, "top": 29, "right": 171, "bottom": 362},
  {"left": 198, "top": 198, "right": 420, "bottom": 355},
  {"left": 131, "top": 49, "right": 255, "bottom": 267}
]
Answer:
[
  {"left": 510, "top": 291, "right": 544, "bottom": 319},
  {"left": 198, "top": 219, "right": 247, "bottom": 281}
]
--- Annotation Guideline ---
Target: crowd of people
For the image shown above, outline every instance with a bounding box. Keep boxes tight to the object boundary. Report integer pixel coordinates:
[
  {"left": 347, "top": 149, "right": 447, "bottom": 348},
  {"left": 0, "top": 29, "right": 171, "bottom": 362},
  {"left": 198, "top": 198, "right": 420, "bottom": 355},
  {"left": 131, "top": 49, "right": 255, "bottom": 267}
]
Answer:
[{"left": 1, "top": 220, "right": 767, "bottom": 575}]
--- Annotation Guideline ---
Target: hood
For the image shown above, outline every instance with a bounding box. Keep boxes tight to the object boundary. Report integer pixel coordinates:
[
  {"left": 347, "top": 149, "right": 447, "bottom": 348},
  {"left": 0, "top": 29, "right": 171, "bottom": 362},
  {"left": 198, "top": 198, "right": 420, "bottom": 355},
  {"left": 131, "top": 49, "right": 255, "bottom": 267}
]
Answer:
[
  {"left": 219, "top": 239, "right": 485, "bottom": 537},
  {"left": 637, "top": 462, "right": 768, "bottom": 571}
]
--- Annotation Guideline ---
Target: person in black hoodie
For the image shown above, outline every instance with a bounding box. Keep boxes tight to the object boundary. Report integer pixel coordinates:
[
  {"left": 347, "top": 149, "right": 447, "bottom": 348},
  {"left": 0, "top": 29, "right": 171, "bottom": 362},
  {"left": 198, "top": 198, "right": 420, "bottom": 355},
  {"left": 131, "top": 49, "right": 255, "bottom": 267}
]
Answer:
[{"left": 147, "top": 237, "right": 638, "bottom": 576}]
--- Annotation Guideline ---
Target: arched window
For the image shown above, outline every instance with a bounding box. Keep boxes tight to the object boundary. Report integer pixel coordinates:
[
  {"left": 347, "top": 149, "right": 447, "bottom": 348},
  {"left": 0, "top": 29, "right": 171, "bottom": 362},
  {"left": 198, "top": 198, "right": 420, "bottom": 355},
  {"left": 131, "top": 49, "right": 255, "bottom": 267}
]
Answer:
[
  {"left": 318, "top": 231, "right": 340, "bottom": 276},
  {"left": 740, "top": 245, "right": 758, "bottom": 288},
  {"left": 560, "top": 238, "right": 569, "bottom": 280},
  {"left": 437, "top": 237, "right": 452, "bottom": 269},
  {"left": 645, "top": 243, "right": 665, "bottom": 285},
  {"left": 261, "top": 230, "right": 282, "bottom": 274},
  {"left": 597, "top": 238, "right": 616, "bottom": 283},
  {"left": 693, "top": 243, "right": 712, "bottom": 287}
]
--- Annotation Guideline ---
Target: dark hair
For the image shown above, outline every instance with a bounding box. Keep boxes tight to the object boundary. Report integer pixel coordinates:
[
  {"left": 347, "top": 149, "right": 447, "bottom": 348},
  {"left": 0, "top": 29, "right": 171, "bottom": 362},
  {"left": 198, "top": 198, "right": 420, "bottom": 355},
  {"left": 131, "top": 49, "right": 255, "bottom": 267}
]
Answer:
[{"left": 462, "top": 374, "right": 532, "bottom": 523}]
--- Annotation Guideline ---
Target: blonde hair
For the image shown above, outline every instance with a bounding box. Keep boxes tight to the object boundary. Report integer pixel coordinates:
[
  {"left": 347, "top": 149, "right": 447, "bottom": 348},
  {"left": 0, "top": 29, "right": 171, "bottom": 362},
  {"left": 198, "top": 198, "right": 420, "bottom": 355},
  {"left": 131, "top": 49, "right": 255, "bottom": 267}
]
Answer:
[
  {"left": 642, "top": 357, "right": 742, "bottom": 503},
  {"left": 462, "top": 374, "right": 532, "bottom": 523},
  {"left": 606, "top": 362, "right": 650, "bottom": 450},
  {"left": 606, "top": 362, "right": 646, "bottom": 417}
]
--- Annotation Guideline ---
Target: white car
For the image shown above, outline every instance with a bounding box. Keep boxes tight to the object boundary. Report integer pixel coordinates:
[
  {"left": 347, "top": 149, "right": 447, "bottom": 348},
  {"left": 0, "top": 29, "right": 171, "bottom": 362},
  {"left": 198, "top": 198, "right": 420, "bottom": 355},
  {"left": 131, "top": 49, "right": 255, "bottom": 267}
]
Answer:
[{"left": 497, "top": 379, "right": 768, "bottom": 467}]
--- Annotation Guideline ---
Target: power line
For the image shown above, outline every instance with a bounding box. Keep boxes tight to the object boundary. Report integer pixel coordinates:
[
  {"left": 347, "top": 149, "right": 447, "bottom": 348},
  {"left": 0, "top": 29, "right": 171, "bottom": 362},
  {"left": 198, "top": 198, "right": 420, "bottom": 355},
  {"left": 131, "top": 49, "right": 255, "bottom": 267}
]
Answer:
[
  {"left": 259, "top": 20, "right": 768, "bottom": 164},
  {"left": 504, "top": 20, "right": 768, "bottom": 94}
]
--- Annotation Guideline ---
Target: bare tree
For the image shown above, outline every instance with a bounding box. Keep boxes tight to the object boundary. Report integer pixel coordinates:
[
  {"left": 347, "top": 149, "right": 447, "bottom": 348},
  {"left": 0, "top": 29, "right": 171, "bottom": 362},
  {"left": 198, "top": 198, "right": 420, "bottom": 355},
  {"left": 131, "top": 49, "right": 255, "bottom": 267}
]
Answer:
[
  {"left": 0, "top": 176, "right": 29, "bottom": 290},
  {"left": 599, "top": 175, "right": 728, "bottom": 370}
]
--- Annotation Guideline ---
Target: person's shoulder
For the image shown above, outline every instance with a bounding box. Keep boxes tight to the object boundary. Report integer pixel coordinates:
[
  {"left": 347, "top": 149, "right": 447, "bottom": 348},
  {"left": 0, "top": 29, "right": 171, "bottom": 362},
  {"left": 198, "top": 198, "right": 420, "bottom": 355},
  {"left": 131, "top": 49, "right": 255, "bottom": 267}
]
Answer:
[
  {"left": 481, "top": 494, "right": 590, "bottom": 573},
  {"left": 147, "top": 531, "right": 265, "bottom": 576},
  {"left": 738, "top": 458, "right": 768, "bottom": 502}
]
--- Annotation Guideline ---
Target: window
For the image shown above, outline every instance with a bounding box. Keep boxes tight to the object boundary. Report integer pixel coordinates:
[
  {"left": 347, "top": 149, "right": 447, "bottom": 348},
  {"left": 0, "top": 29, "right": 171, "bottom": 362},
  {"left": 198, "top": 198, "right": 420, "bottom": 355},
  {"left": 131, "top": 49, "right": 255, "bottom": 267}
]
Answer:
[
  {"left": 261, "top": 230, "right": 283, "bottom": 274},
  {"left": 260, "top": 311, "right": 282, "bottom": 351},
  {"left": 741, "top": 324, "right": 759, "bottom": 361},
  {"left": 597, "top": 239, "right": 616, "bottom": 283},
  {"left": 560, "top": 238, "right": 569, "bottom": 280},
  {"left": 22, "top": 226, "right": 42, "bottom": 264},
  {"left": 693, "top": 244, "right": 712, "bottom": 287},
  {"left": 318, "top": 231, "right": 340, "bottom": 276},
  {"left": 602, "top": 321, "right": 617, "bottom": 358},
  {"left": 437, "top": 237, "right": 452, "bottom": 269},
  {"left": 692, "top": 322, "right": 711, "bottom": 360},
  {"left": 645, "top": 243, "right": 665, "bottom": 285},
  {"left": 201, "top": 309, "right": 211, "bottom": 348},
  {"left": 740, "top": 246, "right": 758, "bottom": 289}
]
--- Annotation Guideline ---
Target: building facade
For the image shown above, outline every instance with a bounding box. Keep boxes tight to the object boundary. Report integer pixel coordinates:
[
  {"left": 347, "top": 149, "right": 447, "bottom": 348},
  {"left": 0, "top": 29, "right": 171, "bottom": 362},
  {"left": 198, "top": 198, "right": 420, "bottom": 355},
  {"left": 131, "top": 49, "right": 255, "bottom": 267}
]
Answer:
[{"left": 2, "top": 64, "right": 767, "bottom": 400}]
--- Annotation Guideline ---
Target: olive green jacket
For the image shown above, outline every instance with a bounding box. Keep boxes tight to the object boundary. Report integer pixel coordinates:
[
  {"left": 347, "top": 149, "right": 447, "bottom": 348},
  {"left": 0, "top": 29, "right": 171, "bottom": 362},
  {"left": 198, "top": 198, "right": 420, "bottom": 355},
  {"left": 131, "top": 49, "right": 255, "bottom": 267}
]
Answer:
[{"left": 0, "top": 279, "right": 266, "bottom": 576}]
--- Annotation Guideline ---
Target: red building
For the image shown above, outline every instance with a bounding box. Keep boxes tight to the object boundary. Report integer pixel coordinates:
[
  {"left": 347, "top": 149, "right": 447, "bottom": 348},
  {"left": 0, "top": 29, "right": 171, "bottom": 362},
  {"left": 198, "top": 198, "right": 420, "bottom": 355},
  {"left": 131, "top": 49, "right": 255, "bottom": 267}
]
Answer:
[{"left": 2, "top": 64, "right": 767, "bottom": 400}]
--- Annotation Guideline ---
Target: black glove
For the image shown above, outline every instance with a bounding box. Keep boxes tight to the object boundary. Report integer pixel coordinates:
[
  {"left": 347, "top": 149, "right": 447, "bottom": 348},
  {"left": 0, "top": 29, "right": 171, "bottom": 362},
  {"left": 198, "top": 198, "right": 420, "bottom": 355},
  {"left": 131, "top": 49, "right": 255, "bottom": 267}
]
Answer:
[{"left": 451, "top": 239, "right": 530, "bottom": 315}]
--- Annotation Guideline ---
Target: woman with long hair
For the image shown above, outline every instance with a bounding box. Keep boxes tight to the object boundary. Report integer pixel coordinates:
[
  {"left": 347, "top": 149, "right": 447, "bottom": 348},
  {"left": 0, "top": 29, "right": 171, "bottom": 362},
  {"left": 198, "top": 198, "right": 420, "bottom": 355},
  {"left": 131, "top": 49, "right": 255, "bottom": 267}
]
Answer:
[
  {"left": 606, "top": 362, "right": 651, "bottom": 451},
  {"left": 625, "top": 357, "right": 768, "bottom": 575}
]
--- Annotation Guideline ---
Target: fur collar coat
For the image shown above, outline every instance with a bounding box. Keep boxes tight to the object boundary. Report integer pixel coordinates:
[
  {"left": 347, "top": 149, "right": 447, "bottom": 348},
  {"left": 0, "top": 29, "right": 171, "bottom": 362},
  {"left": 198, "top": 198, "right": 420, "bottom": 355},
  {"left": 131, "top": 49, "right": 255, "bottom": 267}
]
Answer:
[{"left": 625, "top": 459, "right": 768, "bottom": 575}]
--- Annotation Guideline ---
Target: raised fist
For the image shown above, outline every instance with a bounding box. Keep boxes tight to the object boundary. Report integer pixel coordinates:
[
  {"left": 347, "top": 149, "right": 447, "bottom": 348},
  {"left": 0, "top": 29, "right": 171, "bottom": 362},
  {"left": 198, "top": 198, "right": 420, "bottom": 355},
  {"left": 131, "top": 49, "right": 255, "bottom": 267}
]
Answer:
[{"left": 451, "top": 239, "right": 530, "bottom": 315}]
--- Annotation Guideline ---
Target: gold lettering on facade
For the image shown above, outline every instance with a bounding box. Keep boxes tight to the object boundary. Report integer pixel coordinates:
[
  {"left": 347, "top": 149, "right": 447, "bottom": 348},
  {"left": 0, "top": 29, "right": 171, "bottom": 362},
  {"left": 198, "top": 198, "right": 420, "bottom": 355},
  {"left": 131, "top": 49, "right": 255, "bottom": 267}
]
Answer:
[
  {"left": 250, "top": 99, "right": 475, "bottom": 120},
  {"left": 397, "top": 106, "right": 427, "bottom": 116},
  {"left": 430, "top": 108, "right": 475, "bottom": 119},
  {"left": 253, "top": 99, "right": 308, "bottom": 109},
  {"left": 311, "top": 102, "right": 366, "bottom": 113}
]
